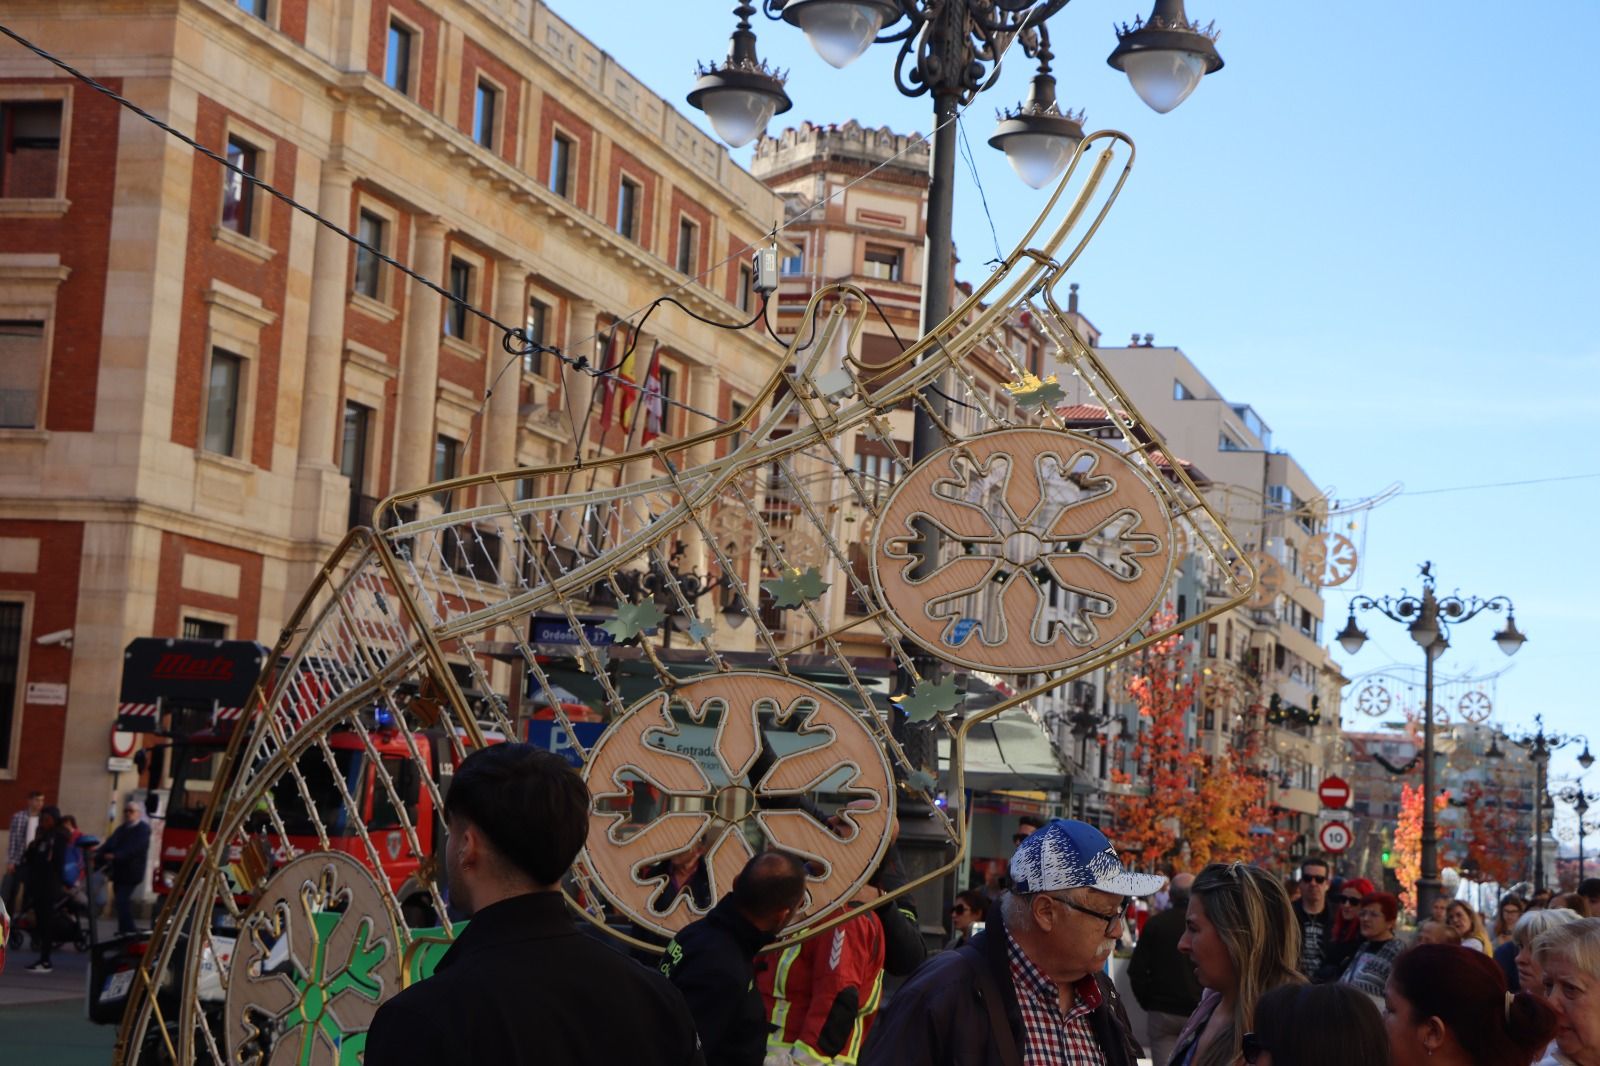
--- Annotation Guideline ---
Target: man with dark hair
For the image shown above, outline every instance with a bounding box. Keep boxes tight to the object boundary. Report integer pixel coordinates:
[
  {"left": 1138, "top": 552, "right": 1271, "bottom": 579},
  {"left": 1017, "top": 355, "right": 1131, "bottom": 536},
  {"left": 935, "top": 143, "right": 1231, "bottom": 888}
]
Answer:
[
  {"left": 662, "top": 850, "right": 809, "bottom": 1066},
  {"left": 1128, "top": 872, "right": 1201, "bottom": 1066},
  {"left": 365, "top": 745, "right": 702, "bottom": 1066},
  {"left": 1580, "top": 877, "right": 1600, "bottom": 913},
  {"left": 1291, "top": 856, "right": 1333, "bottom": 979}
]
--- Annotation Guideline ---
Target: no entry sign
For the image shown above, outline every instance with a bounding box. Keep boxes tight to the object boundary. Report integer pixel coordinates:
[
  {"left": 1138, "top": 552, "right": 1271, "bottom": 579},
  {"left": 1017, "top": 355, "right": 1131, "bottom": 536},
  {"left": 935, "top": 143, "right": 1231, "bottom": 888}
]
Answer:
[
  {"left": 1319, "top": 820, "right": 1353, "bottom": 854},
  {"left": 1318, "top": 775, "right": 1351, "bottom": 809}
]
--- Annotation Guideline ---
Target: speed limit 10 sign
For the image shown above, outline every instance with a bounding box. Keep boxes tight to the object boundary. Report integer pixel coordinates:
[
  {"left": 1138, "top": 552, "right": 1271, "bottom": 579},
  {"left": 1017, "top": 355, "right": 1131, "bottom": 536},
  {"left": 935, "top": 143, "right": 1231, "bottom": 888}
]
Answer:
[{"left": 1319, "top": 820, "right": 1353, "bottom": 854}]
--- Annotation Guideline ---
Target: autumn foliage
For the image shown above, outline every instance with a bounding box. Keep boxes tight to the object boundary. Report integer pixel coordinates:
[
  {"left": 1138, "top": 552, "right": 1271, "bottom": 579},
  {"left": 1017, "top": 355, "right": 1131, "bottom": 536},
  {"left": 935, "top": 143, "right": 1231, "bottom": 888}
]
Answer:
[
  {"left": 1459, "top": 781, "right": 1527, "bottom": 887},
  {"left": 1394, "top": 783, "right": 1451, "bottom": 916},
  {"left": 1107, "top": 620, "right": 1273, "bottom": 872}
]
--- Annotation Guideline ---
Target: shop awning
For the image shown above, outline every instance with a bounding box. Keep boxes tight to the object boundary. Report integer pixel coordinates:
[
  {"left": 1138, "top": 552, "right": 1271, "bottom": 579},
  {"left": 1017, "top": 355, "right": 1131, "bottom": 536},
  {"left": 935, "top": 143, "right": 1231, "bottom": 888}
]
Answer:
[{"left": 937, "top": 706, "right": 1067, "bottom": 792}]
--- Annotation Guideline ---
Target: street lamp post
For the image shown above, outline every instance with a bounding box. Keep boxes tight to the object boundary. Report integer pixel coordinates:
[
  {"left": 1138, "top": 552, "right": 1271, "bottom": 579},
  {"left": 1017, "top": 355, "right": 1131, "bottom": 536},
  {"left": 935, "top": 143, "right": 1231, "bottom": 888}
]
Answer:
[
  {"left": 1336, "top": 562, "right": 1527, "bottom": 918},
  {"left": 1499, "top": 718, "right": 1592, "bottom": 891},
  {"left": 1556, "top": 784, "right": 1600, "bottom": 887}
]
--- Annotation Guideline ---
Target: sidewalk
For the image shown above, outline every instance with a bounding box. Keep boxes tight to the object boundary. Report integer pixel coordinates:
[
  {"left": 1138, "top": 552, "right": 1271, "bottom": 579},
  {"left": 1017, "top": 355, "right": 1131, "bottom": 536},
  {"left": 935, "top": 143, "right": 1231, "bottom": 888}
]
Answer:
[{"left": 1, "top": 916, "right": 118, "bottom": 1007}]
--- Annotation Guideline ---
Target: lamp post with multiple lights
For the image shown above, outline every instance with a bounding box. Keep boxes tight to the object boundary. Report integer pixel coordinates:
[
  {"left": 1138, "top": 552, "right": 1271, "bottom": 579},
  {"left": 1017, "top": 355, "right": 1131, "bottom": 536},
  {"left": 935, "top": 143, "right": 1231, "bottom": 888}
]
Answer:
[
  {"left": 1336, "top": 562, "right": 1527, "bottom": 918},
  {"left": 1556, "top": 784, "right": 1600, "bottom": 885},
  {"left": 1497, "top": 722, "right": 1595, "bottom": 889}
]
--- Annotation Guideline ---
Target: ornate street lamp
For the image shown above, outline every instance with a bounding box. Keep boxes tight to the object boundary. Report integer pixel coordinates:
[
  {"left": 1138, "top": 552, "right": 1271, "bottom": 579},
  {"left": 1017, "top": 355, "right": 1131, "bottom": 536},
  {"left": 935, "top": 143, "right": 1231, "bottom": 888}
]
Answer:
[
  {"left": 1340, "top": 562, "right": 1525, "bottom": 917},
  {"left": 689, "top": 3, "right": 794, "bottom": 148},
  {"left": 1503, "top": 718, "right": 1590, "bottom": 891},
  {"left": 988, "top": 29, "right": 1086, "bottom": 189},
  {"left": 1107, "top": 0, "right": 1225, "bottom": 113},
  {"left": 1556, "top": 783, "right": 1600, "bottom": 886}
]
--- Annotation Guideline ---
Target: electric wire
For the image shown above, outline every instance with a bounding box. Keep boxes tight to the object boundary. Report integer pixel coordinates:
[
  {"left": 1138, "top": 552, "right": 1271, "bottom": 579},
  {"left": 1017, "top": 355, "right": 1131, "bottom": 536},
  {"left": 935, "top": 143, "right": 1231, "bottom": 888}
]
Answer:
[{"left": 956, "top": 115, "right": 1006, "bottom": 266}]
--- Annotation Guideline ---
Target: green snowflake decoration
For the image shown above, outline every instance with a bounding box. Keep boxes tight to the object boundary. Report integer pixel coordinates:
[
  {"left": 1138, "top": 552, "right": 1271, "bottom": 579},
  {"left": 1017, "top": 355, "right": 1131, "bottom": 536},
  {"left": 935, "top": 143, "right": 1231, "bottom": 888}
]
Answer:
[
  {"left": 762, "top": 566, "right": 830, "bottom": 608},
  {"left": 601, "top": 598, "right": 666, "bottom": 641},
  {"left": 895, "top": 675, "right": 962, "bottom": 723}
]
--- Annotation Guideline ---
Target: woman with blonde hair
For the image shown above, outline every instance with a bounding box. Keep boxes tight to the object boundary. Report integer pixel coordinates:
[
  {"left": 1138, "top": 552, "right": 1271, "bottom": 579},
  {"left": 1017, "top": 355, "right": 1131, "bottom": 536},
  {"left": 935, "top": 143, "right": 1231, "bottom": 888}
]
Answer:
[
  {"left": 1449, "top": 899, "right": 1494, "bottom": 954},
  {"left": 1171, "top": 862, "right": 1305, "bottom": 1066},
  {"left": 1531, "top": 916, "right": 1600, "bottom": 1066}
]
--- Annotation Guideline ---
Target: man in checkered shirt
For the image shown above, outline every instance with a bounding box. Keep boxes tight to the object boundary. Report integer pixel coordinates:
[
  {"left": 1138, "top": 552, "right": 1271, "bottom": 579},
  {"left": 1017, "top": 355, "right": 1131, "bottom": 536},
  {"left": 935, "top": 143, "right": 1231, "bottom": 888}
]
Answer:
[
  {"left": 3, "top": 790, "right": 45, "bottom": 912},
  {"left": 861, "top": 820, "right": 1156, "bottom": 1066}
]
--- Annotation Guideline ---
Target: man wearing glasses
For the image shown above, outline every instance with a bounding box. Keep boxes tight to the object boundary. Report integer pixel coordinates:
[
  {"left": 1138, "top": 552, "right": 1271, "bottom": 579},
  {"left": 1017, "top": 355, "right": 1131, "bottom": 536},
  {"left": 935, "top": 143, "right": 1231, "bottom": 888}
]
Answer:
[
  {"left": 1290, "top": 856, "right": 1334, "bottom": 980},
  {"left": 861, "top": 819, "right": 1158, "bottom": 1066},
  {"left": 94, "top": 798, "right": 152, "bottom": 935}
]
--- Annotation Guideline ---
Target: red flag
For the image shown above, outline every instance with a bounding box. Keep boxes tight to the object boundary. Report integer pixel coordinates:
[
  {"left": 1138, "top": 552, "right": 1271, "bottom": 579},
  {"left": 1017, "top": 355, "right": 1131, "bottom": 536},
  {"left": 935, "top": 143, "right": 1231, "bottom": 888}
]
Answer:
[
  {"left": 636, "top": 344, "right": 664, "bottom": 443},
  {"left": 597, "top": 326, "right": 638, "bottom": 433}
]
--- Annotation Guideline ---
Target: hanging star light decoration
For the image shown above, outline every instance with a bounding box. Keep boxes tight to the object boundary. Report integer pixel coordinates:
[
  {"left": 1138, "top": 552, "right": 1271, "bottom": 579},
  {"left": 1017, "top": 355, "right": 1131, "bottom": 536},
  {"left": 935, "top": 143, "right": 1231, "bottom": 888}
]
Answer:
[
  {"left": 762, "top": 565, "right": 830, "bottom": 608},
  {"left": 600, "top": 598, "right": 666, "bottom": 642},
  {"left": 895, "top": 675, "right": 962, "bottom": 722}
]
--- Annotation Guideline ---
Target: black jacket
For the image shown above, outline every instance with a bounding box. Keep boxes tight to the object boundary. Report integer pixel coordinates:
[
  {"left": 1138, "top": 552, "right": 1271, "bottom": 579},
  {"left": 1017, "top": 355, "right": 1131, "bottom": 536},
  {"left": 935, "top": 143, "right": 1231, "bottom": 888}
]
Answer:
[
  {"left": 21, "top": 826, "right": 67, "bottom": 894},
  {"left": 860, "top": 908, "right": 1143, "bottom": 1066},
  {"left": 96, "top": 821, "right": 151, "bottom": 888},
  {"left": 661, "top": 895, "right": 773, "bottom": 1066},
  {"left": 1128, "top": 905, "right": 1202, "bottom": 1017},
  {"left": 365, "top": 892, "right": 703, "bottom": 1066}
]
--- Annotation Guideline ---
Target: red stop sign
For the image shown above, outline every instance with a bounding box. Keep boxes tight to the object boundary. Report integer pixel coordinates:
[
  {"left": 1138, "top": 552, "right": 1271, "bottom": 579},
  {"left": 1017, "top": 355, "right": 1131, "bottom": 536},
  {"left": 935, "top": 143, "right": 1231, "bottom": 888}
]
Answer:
[{"left": 1318, "top": 776, "right": 1351, "bottom": 809}]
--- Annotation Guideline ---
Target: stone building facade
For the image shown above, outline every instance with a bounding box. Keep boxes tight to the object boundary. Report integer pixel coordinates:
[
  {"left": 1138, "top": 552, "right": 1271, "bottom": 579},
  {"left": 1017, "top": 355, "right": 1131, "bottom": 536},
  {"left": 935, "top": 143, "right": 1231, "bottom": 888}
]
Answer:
[{"left": 0, "top": 0, "right": 786, "bottom": 836}]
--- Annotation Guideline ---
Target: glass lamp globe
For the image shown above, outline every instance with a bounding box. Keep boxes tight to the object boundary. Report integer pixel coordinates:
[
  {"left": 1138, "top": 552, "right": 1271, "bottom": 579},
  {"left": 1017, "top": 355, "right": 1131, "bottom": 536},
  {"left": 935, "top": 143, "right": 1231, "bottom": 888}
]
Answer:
[
  {"left": 700, "top": 87, "right": 780, "bottom": 148},
  {"left": 1120, "top": 50, "right": 1208, "bottom": 113},
  {"left": 789, "top": 0, "right": 891, "bottom": 69},
  {"left": 1000, "top": 132, "right": 1077, "bottom": 189}
]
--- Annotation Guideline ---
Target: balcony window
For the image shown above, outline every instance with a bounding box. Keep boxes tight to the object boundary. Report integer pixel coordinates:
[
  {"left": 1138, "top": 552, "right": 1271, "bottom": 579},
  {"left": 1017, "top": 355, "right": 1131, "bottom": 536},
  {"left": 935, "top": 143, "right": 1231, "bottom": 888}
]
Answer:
[
  {"left": 221, "top": 137, "right": 259, "bottom": 237},
  {"left": 385, "top": 22, "right": 413, "bottom": 95},
  {"left": 616, "top": 176, "right": 640, "bottom": 240},
  {"left": 0, "top": 101, "right": 63, "bottom": 198},
  {"left": 353, "top": 209, "right": 386, "bottom": 299},
  {"left": 549, "top": 132, "right": 573, "bottom": 197},
  {"left": 780, "top": 253, "right": 804, "bottom": 276},
  {"left": 473, "top": 81, "right": 498, "bottom": 149},
  {"left": 445, "top": 257, "right": 472, "bottom": 339},
  {"left": 0, "top": 320, "right": 44, "bottom": 429},
  {"left": 183, "top": 617, "right": 228, "bottom": 640},
  {"left": 1174, "top": 378, "right": 1195, "bottom": 401},
  {"left": 863, "top": 245, "right": 902, "bottom": 282},
  {"left": 204, "top": 349, "right": 244, "bottom": 457},
  {"left": 342, "top": 401, "right": 373, "bottom": 527},
  {"left": 237, "top": 0, "right": 267, "bottom": 19},
  {"left": 677, "top": 218, "right": 698, "bottom": 275}
]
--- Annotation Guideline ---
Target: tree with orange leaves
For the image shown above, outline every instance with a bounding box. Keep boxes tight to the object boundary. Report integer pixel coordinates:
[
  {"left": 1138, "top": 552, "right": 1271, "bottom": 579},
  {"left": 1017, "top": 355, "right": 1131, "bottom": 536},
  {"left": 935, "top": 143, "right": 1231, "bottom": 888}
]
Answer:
[
  {"left": 1460, "top": 781, "right": 1526, "bottom": 886},
  {"left": 1394, "top": 783, "right": 1451, "bottom": 917},
  {"left": 1108, "top": 615, "right": 1272, "bottom": 871}
]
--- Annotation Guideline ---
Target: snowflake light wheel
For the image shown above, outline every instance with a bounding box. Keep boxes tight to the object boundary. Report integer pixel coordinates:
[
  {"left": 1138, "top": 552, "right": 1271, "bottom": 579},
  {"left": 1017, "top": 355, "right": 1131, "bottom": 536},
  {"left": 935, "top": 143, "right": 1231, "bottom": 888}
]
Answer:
[
  {"left": 224, "top": 851, "right": 403, "bottom": 1066},
  {"left": 580, "top": 672, "right": 895, "bottom": 939},
  {"left": 870, "top": 429, "right": 1174, "bottom": 673},
  {"left": 1304, "top": 532, "right": 1359, "bottom": 589},
  {"left": 1458, "top": 690, "right": 1492, "bottom": 723},
  {"left": 1356, "top": 683, "right": 1391, "bottom": 717}
]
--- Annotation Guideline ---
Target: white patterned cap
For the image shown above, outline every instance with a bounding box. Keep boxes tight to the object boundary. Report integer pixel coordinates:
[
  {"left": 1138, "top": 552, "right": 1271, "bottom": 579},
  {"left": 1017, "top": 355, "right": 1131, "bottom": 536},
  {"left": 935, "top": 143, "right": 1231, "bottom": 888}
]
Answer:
[{"left": 1009, "top": 819, "right": 1166, "bottom": 897}]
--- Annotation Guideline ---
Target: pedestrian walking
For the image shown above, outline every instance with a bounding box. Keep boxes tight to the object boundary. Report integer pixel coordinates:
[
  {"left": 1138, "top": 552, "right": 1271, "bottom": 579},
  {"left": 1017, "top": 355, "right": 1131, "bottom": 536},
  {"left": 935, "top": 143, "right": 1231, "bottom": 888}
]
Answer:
[
  {"left": 1129, "top": 871, "right": 1202, "bottom": 1066},
  {"left": 1529, "top": 917, "right": 1600, "bottom": 1066},
  {"left": 1510, "top": 908, "right": 1581, "bottom": 1003},
  {"left": 860, "top": 818, "right": 1156, "bottom": 1066},
  {"left": 1316, "top": 876, "right": 1375, "bottom": 983},
  {"left": 1494, "top": 895, "right": 1528, "bottom": 948},
  {"left": 1246, "top": 982, "right": 1390, "bottom": 1066},
  {"left": 1383, "top": 944, "right": 1556, "bottom": 1066},
  {"left": 1580, "top": 879, "right": 1600, "bottom": 914},
  {"left": 1336, "top": 893, "right": 1404, "bottom": 1004},
  {"left": 1417, "top": 919, "right": 1462, "bottom": 947},
  {"left": 95, "top": 798, "right": 152, "bottom": 935},
  {"left": 945, "top": 890, "right": 988, "bottom": 949},
  {"left": 759, "top": 887, "right": 886, "bottom": 1066},
  {"left": 20, "top": 805, "right": 69, "bottom": 973},
  {"left": 1169, "top": 862, "right": 1304, "bottom": 1066},
  {"left": 364, "top": 745, "right": 703, "bottom": 1066},
  {"left": 2, "top": 789, "right": 44, "bottom": 912},
  {"left": 1551, "top": 893, "right": 1591, "bottom": 918},
  {"left": 1289, "top": 857, "right": 1334, "bottom": 980},
  {"left": 1449, "top": 899, "right": 1494, "bottom": 954},
  {"left": 662, "top": 850, "right": 809, "bottom": 1066},
  {"left": 1530, "top": 889, "right": 1554, "bottom": 911}
]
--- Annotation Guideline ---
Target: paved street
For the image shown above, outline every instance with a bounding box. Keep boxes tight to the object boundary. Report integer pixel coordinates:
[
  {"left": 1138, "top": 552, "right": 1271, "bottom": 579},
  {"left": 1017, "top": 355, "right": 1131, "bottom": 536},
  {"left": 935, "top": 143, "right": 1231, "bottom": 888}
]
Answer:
[{"left": 2, "top": 918, "right": 120, "bottom": 1064}]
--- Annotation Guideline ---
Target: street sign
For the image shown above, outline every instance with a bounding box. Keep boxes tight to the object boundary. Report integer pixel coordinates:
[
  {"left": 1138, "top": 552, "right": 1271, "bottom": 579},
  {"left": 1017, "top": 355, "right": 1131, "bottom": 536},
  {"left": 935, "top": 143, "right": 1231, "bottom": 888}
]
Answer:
[
  {"left": 1319, "top": 820, "right": 1353, "bottom": 854},
  {"left": 1317, "top": 775, "right": 1351, "bottom": 809}
]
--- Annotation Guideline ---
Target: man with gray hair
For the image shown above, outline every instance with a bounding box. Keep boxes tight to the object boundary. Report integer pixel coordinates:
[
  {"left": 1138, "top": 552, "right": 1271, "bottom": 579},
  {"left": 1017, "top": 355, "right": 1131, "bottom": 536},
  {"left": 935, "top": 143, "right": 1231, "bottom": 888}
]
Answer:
[
  {"left": 1128, "top": 872, "right": 1201, "bottom": 1066},
  {"left": 862, "top": 819, "right": 1156, "bottom": 1066},
  {"left": 95, "top": 796, "right": 151, "bottom": 935}
]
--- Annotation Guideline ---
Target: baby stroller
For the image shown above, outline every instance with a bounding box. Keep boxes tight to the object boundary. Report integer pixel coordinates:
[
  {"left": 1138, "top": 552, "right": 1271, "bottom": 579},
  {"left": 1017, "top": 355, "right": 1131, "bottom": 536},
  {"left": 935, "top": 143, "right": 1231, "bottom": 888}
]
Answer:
[{"left": 7, "top": 886, "right": 91, "bottom": 954}]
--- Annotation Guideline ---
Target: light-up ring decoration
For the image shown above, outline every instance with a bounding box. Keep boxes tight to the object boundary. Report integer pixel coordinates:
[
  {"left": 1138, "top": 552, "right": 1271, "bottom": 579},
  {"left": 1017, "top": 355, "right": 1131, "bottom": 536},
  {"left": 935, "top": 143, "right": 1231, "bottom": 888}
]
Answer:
[
  {"left": 870, "top": 428, "right": 1173, "bottom": 673},
  {"left": 580, "top": 671, "right": 894, "bottom": 939},
  {"left": 1457, "top": 690, "right": 1492, "bottom": 723}
]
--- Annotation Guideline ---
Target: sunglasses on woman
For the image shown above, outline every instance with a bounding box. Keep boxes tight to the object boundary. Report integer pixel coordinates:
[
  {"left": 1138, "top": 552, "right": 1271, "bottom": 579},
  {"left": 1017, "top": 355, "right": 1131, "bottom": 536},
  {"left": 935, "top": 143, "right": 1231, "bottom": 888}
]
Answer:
[
  {"left": 1242, "top": 1032, "right": 1267, "bottom": 1065},
  {"left": 1339, "top": 896, "right": 1363, "bottom": 906}
]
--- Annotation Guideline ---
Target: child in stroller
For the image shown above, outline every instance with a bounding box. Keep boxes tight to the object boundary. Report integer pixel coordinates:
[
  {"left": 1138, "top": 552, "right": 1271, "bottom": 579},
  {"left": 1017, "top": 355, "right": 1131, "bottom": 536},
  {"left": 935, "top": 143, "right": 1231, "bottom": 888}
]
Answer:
[{"left": 8, "top": 885, "right": 90, "bottom": 954}]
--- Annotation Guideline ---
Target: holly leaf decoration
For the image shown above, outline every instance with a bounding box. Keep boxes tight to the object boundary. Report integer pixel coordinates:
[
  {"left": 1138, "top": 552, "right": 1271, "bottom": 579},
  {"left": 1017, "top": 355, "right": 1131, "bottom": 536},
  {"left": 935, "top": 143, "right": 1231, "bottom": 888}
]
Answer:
[
  {"left": 762, "top": 566, "right": 830, "bottom": 608},
  {"left": 896, "top": 676, "right": 962, "bottom": 723},
  {"left": 1005, "top": 371, "right": 1066, "bottom": 409},
  {"left": 600, "top": 598, "right": 665, "bottom": 642},
  {"left": 906, "top": 770, "right": 937, "bottom": 794}
]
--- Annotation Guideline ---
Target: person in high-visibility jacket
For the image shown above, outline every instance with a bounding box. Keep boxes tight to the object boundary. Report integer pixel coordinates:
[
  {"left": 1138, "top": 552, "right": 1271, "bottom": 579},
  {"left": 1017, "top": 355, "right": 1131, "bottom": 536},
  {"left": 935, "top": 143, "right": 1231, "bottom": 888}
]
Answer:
[{"left": 759, "top": 892, "right": 887, "bottom": 1066}]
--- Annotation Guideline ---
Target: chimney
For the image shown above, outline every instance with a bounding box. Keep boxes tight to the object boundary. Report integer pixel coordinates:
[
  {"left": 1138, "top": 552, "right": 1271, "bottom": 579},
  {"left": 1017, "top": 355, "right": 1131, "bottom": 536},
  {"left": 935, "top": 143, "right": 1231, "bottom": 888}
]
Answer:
[{"left": 1068, "top": 282, "right": 1079, "bottom": 314}]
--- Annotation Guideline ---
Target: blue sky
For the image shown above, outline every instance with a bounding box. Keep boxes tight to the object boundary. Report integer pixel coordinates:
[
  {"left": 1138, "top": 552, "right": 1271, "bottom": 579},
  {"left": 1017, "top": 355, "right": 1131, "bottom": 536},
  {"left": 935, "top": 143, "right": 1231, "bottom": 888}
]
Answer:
[{"left": 550, "top": 2, "right": 1600, "bottom": 814}]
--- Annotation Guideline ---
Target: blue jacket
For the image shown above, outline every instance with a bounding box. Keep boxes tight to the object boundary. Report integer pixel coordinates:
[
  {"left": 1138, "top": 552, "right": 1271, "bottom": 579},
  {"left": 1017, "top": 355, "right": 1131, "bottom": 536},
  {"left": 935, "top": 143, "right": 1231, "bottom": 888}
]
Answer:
[{"left": 96, "top": 820, "right": 151, "bottom": 887}]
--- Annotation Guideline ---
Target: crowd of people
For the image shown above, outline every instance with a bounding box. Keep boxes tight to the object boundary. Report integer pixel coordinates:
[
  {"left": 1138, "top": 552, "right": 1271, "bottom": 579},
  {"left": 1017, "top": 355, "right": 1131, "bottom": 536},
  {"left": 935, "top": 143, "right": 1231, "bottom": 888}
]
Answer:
[
  {"left": 353, "top": 742, "right": 1600, "bottom": 1066},
  {"left": 2, "top": 788, "right": 151, "bottom": 973}
]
